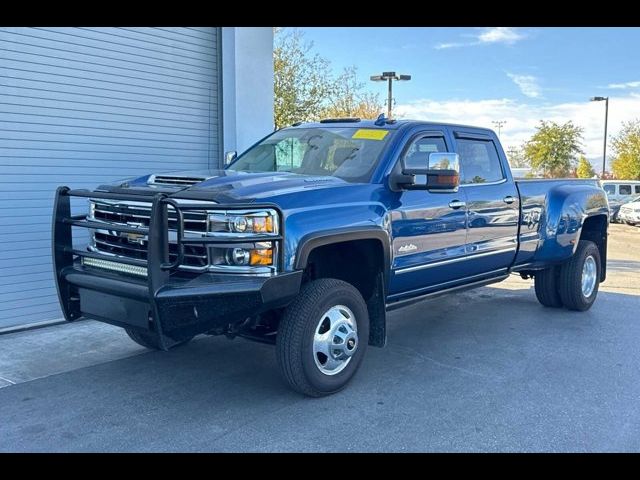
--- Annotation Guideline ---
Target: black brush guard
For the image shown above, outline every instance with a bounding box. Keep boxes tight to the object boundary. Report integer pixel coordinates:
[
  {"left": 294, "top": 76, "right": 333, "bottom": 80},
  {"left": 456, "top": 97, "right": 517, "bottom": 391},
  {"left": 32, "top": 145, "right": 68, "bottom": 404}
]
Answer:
[{"left": 52, "top": 187, "right": 302, "bottom": 349}]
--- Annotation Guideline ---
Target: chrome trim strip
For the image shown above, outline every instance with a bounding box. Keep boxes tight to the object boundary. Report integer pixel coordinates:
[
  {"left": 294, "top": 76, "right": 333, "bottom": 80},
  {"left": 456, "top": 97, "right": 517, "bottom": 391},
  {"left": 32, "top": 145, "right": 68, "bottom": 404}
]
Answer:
[
  {"left": 458, "top": 178, "right": 507, "bottom": 187},
  {"left": 395, "top": 247, "right": 517, "bottom": 274}
]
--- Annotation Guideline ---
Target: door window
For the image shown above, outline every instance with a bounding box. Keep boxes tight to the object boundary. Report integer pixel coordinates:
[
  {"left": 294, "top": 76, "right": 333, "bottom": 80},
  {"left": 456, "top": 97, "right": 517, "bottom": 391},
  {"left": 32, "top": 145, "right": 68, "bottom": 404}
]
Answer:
[
  {"left": 603, "top": 184, "right": 615, "bottom": 195},
  {"left": 401, "top": 136, "right": 447, "bottom": 170},
  {"left": 635, "top": 185, "right": 640, "bottom": 194},
  {"left": 457, "top": 138, "right": 505, "bottom": 184},
  {"left": 620, "top": 184, "right": 632, "bottom": 195}
]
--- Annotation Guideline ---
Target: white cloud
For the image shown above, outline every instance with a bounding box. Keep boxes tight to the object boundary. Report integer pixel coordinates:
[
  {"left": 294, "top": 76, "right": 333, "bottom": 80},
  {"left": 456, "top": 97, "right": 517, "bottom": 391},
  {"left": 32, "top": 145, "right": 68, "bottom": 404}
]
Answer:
[
  {"left": 434, "top": 27, "right": 525, "bottom": 49},
  {"left": 434, "top": 42, "right": 465, "bottom": 50},
  {"left": 395, "top": 95, "right": 640, "bottom": 168},
  {"left": 607, "top": 81, "right": 640, "bottom": 89},
  {"left": 507, "top": 73, "right": 542, "bottom": 98},
  {"left": 478, "top": 27, "right": 524, "bottom": 45}
]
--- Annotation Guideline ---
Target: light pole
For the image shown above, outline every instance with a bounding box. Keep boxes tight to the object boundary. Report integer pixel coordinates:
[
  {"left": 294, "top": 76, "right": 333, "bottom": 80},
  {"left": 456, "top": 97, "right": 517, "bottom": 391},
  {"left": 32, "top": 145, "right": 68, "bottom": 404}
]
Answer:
[
  {"left": 590, "top": 96, "right": 609, "bottom": 177},
  {"left": 492, "top": 120, "right": 506, "bottom": 138},
  {"left": 370, "top": 71, "right": 411, "bottom": 119}
]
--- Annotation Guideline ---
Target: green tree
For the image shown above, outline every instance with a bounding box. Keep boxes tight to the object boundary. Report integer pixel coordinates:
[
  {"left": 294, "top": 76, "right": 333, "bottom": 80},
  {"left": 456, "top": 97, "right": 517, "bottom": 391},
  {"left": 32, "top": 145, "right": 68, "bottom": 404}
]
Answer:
[
  {"left": 505, "top": 145, "right": 530, "bottom": 168},
  {"left": 523, "top": 121, "right": 584, "bottom": 178},
  {"left": 324, "top": 66, "right": 383, "bottom": 119},
  {"left": 611, "top": 120, "right": 640, "bottom": 180},
  {"left": 273, "top": 29, "right": 383, "bottom": 128},
  {"left": 273, "top": 28, "right": 336, "bottom": 129},
  {"left": 576, "top": 156, "right": 596, "bottom": 178}
]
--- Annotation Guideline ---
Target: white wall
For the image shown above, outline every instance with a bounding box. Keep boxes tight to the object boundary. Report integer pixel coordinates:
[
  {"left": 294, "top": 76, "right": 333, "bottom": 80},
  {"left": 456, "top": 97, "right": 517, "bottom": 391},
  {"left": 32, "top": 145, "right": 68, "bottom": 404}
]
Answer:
[{"left": 221, "top": 27, "right": 274, "bottom": 158}]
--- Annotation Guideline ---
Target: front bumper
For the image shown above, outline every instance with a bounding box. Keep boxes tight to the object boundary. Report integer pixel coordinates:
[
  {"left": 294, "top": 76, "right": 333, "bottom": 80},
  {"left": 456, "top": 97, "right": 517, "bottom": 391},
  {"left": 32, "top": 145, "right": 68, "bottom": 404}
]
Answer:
[
  {"left": 52, "top": 187, "right": 300, "bottom": 348},
  {"left": 60, "top": 264, "right": 301, "bottom": 344}
]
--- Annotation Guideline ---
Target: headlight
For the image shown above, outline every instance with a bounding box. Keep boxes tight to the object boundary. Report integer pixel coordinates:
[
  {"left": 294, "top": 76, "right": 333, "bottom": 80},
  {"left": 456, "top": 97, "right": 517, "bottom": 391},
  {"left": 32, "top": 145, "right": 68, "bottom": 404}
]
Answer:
[
  {"left": 208, "top": 210, "right": 278, "bottom": 235},
  {"left": 209, "top": 241, "right": 276, "bottom": 270},
  {"left": 206, "top": 210, "right": 279, "bottom": 272},
  {"left": 223, "top": 242, "right": 274, "bottom": 267}
]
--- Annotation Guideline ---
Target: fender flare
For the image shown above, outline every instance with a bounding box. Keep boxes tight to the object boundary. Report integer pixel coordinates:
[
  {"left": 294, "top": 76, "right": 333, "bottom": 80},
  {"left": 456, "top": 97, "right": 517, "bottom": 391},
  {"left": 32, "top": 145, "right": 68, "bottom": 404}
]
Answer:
[
  {"left": 294, "top": 227, "right": 391, "bottom": 348},
  {"left": 294, "top": 227, "right": 391, "bottom": 283}
]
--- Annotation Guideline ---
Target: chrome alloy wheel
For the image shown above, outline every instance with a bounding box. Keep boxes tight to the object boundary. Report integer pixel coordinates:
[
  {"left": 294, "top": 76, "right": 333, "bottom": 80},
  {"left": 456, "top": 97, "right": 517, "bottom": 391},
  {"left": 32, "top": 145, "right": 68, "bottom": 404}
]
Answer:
[
  {"left": 581, "top": 255, "right": 597, "bottom": 297},
  {"left": 313, "top": 305, "right": 358, "bottom": 376}
]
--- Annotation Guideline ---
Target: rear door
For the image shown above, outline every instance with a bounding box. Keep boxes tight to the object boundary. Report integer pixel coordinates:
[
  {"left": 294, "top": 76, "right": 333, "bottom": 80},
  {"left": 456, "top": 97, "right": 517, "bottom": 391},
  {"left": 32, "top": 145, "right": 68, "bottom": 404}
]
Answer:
[{"left": 454, "top": 131, "right": 519, "bottom": 276}]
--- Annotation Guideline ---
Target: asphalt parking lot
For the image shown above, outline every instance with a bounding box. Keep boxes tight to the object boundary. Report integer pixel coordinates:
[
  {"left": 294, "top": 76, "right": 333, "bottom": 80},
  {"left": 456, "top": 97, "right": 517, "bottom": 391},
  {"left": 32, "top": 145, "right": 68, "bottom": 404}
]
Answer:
[{"left": 0, "top": 224, "right": 639, "bottom": 452}]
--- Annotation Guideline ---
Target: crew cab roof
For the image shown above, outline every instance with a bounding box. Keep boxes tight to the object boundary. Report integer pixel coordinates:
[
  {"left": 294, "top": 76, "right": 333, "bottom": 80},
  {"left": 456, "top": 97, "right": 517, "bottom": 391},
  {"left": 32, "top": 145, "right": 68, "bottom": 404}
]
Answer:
[{"left": 286, "top": 119, "right": 495, "bottom": 135}]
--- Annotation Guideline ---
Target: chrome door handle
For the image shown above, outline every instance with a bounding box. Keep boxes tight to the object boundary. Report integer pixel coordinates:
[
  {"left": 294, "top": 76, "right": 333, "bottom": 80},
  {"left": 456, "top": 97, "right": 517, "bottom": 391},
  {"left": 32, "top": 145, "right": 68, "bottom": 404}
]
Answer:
[
  {"left": 448, "top": 200, "right": 466, "bottom": 209},
  {"left": 503, "top": 196, "right": 516, "bottom": 204}
]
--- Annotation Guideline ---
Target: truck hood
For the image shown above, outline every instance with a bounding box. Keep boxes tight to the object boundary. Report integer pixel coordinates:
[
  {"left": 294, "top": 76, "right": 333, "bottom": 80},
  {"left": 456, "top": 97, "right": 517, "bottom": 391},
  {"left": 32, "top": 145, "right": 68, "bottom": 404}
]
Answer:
[{"left": 116, "top": 169, "right": 354, "bottom": 203}]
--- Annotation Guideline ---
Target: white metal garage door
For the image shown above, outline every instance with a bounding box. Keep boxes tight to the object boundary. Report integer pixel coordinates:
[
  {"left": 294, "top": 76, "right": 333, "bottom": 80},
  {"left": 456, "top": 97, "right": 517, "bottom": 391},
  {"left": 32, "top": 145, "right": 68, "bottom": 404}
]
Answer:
[{"left": 0, "top": 27, "right": 221, "bottom": 329}]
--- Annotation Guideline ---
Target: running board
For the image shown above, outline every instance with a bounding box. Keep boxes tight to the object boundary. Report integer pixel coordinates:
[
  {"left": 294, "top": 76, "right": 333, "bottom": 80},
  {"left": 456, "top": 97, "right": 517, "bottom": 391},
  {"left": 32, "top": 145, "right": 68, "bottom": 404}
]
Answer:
[{"left": 385, "top": 274, "right": 509, "bottom": 312}]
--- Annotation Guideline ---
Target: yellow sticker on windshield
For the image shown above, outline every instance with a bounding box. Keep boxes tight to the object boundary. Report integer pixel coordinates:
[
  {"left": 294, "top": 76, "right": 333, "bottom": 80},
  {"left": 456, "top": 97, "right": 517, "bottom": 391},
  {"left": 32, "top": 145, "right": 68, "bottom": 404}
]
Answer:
[{"left": 352, "top": 129, "right": 389, "bottom": 140}]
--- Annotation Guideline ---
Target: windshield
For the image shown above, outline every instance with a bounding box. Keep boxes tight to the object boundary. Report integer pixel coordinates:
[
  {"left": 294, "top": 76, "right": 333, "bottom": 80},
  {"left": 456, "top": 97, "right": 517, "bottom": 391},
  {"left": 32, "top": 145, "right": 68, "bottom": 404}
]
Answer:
[{"left": 228, "top": 127, "right": 394, "bottom": 183}]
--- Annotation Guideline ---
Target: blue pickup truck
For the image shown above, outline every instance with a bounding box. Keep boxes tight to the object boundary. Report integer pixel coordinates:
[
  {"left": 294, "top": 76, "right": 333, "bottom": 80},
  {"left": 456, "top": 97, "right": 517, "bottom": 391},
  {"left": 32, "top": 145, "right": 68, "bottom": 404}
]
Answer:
[{"left": 53, "top": 117, "right": 609, "bottom": 396}]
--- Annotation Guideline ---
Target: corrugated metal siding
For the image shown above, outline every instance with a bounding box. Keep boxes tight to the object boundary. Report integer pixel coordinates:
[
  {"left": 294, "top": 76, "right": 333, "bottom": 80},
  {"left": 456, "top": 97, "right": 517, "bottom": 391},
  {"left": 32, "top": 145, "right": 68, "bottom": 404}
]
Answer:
[{"left": 0, "top": 27, "right": 221, "bottom": 328}]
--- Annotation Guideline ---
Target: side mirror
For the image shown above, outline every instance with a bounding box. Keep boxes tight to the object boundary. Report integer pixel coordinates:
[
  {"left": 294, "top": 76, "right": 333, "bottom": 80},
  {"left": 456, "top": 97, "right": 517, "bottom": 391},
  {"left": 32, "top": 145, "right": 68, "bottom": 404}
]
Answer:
[
  {"left": 400, "top": 152, "right": 460, "bottom": 192},
  {"left": 224, "top": 151, "right": 237, "bottom": 166}
]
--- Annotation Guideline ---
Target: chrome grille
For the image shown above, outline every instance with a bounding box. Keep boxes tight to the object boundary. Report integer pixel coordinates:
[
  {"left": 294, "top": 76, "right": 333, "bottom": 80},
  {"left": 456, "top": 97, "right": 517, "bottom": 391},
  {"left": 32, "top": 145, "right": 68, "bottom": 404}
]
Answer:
[
  {"left": 148, "top": 175, "right": 206, "bottom": 187},
  {"left": 90, "top": 201, "right": 209, "bottom": 270}
]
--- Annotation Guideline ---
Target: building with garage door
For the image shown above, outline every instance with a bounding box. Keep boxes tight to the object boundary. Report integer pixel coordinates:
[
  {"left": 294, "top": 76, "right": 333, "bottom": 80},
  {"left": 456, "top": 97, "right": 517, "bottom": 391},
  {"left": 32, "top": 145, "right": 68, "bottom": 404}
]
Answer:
[{"left": 0, "top": 27, "right": 274, "bottom": 330}]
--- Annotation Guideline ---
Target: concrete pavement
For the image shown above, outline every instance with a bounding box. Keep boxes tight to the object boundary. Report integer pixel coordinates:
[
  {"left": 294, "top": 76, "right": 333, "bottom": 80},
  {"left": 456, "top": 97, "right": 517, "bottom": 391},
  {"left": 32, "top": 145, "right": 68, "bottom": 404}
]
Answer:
[{"left": 0, "top": 224, "right": 638, "bottom": 452}]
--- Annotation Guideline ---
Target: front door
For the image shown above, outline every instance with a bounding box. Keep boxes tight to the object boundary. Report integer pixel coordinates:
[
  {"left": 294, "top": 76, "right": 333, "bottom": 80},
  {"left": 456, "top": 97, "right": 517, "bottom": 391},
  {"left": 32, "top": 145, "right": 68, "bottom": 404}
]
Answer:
[
  {"left": 389, "top": 132, "right": 468, "bottom": 296},
  {"left": 454, "top": 133, "right": 519, "bottom": 276}
]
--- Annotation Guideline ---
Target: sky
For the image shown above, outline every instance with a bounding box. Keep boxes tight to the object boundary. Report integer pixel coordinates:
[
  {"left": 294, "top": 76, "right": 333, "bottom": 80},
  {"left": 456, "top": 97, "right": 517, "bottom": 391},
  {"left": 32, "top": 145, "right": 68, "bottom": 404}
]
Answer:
[{"left": 299, "top": 27, "right": 640, "bottom": 169}]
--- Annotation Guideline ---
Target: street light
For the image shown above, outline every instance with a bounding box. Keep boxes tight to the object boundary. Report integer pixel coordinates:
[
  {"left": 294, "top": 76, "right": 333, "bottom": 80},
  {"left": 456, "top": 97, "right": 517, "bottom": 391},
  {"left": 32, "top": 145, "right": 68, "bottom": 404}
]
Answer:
[
  {"left": 492, "top": 120, "right": 506, "bottom": 138},
  {"left": 590, "top": 96, "right": 609, "bottom": 177},
  {"left": 370, "top": 71, "right": 411, "bottom": 119}
]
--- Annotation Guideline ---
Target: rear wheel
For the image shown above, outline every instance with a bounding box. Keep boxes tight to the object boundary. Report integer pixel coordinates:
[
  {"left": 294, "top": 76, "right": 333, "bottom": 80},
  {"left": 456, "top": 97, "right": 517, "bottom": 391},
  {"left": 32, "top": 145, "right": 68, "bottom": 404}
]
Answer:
[
  {"left": 534, "top": 266, "right": 563, "bottom": 308},
  {"left": 124, "top": 328, "right": 193, "bottom": 350},
  {"left": 276, "top": 278, "right": 369, "bottom": 397},
  {"left": 558, "top": 240, "right": 601, "bottom": 311}
]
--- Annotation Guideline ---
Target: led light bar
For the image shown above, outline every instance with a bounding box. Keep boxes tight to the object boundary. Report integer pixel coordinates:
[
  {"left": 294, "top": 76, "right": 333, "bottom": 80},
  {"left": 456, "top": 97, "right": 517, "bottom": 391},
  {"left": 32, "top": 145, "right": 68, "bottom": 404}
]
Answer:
[{"left": 82, "top": 257, "right": 147, "bottom": 277}]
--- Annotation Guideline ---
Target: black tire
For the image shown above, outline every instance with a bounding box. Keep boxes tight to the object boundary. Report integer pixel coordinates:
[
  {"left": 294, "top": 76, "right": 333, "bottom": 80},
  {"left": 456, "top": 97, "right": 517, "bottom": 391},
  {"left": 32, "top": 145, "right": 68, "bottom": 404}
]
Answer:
[
  {"left": 558, "top": 240, "right": 601, "bottom": 311},
  {"left": 124, "top": 328, "right": 193, "bottom": 350},
  {"left": 534, "top": 266, "right": 563, "bottom": 308},
  {"left": 276, "top": 278, "right": 369, "bottom": 397}
]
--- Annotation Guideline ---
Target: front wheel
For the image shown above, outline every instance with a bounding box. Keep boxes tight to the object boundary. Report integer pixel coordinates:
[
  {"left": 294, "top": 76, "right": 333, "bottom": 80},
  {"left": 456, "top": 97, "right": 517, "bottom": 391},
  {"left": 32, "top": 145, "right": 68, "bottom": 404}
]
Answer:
[
  {"left": 558, "top": 240, "right": 601, "bottom": 311},
  {"left": 276, "top": 278, "right": 369, "bottom": 397}
]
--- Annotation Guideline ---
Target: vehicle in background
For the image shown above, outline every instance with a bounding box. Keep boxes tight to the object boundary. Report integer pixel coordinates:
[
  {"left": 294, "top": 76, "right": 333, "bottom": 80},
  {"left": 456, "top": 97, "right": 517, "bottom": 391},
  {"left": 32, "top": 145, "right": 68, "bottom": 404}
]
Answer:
[
  {"left": 601, "top": 180, "right": 640, "bottom": 204},
  {"left": 618, "top": 195, "right": 640, "bottom": 226},
  {"left": 608, "top": 200, "right": 624, "bottom": 223}
]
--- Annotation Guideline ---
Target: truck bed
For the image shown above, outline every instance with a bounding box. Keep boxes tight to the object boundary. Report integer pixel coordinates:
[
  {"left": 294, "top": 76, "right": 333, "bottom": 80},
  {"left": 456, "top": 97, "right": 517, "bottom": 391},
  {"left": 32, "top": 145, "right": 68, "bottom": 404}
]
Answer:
[{"left": 513, "top": 178, "right": 607, "bottom": 270}]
